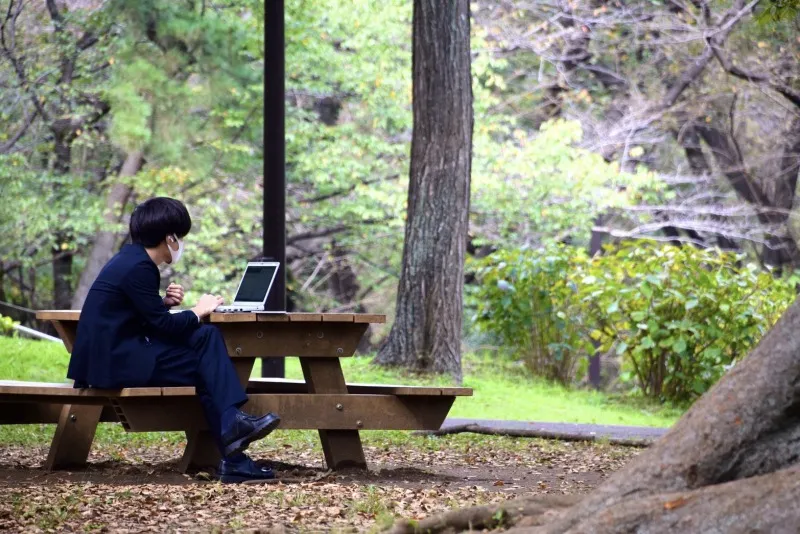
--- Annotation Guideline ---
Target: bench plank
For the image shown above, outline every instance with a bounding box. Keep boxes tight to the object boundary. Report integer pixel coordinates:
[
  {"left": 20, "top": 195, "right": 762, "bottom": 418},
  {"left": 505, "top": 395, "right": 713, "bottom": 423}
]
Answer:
[
  {"left": 353, "top": 314, "right": 386, "bottom": 324},
  {"left": 247, "top": 377, "right": 472, "bottom": 397},
  {"left": 113, "top": 394, "right": 454, "bottom": 432},
  {"left": 0, "top": 381, "right": 162, "bottom": 398},
  {"left": 0, "top": 403, "right": 119, "bottom": 424},
  {"left": 321, "top": 313, "right": 355, "bottom": 323},
  {"left": 286, "top": 313, "right": 323, "bottom": 322}
]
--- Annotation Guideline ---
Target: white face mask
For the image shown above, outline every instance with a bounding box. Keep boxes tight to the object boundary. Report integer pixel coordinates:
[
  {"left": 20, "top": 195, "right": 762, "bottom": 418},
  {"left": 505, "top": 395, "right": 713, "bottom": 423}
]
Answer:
[{"left": 168, "top": 235, "right": 184, "bottom": 264}]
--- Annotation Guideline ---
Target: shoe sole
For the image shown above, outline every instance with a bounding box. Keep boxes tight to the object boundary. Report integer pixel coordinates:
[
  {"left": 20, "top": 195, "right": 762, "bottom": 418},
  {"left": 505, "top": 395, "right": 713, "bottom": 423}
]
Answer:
[
  {"left": 219, "top": 473, "right": 276, "bottom": 484},
  {"left": 223, "top": 415, "right": 281, "bottom": 457}
]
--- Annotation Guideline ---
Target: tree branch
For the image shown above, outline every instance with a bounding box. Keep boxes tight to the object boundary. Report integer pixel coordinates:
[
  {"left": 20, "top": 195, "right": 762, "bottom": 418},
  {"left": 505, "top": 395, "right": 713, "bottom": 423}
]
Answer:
[
  {"left": 0, "top": 107, "right": 38, "bottom": 153},
  {"left": 0, "top": 1, "right": 51, "bottom": 122},
  {"left": 299, "top": 175, "right": 400, "bottom": 204},
  {"left": 658, "top": 0, "right": 760, "bottom": 111},
  {"left": 710, "top": 45, "right": 800, "bottom": 109},
  {"left": 287, "top": 218, "right": 392, "bottom": 245}
]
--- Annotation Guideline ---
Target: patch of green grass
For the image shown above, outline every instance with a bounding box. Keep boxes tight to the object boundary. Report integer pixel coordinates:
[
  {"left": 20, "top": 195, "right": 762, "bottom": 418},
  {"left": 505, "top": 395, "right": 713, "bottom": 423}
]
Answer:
[
  {"left": 259, "top": 353, "right": 681, "bottom": 427},
  {"left": 0, "top": 336, "right": 71, "bottom": 382},
  {"left": 0, "top": 337, "right": 680, "bottom": 447}
]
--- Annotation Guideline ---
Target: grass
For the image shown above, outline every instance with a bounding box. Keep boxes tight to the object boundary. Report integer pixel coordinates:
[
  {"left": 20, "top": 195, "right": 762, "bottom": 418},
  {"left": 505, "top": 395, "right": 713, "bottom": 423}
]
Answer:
[{"left": 0, "top": 336, "right": 681, "bottom": 446}]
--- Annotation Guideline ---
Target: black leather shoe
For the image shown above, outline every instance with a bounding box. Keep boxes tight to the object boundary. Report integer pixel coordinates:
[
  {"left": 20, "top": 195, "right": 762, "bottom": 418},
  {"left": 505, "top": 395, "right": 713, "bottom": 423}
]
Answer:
[
  {"left": 221, "top": 411, "right": 281, "bottom": 457},
  {"left": 218, "top": 454, "right": 275, "bottom": 483}
]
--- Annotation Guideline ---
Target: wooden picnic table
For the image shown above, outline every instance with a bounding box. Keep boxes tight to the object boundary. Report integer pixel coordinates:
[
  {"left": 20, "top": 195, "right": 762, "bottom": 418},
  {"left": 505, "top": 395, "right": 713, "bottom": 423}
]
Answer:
[{"left": 0, "top": 310, "right": 471, "bottom": 473}]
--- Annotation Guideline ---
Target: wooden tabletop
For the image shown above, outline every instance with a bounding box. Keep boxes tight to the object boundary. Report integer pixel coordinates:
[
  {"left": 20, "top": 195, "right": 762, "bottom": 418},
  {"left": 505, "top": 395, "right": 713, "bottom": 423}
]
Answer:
[{"left": 36, "top": 310, "right": 386, "bottom": 324}]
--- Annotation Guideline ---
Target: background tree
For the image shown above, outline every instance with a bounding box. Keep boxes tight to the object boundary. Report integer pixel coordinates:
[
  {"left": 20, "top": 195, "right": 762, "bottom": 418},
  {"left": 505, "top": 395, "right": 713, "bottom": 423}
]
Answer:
[
  {"left": 472, "top": 0, "right": 799, "bottom": 269},
  {"left": 375, "top": 0, "right": 474, "bottom": 380}
]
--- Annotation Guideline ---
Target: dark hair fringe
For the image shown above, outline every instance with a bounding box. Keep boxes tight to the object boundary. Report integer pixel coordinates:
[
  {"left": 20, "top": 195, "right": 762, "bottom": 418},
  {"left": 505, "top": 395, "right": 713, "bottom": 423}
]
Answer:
[{"left": 130, "top": 197, "right": 192, "bottom": 248}]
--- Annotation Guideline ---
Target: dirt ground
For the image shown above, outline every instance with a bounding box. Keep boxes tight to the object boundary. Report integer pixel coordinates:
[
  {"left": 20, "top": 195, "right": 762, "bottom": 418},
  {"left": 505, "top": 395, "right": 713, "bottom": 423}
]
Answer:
[{"left": 0, "top": 436, "right": 639, "bottom": 532}]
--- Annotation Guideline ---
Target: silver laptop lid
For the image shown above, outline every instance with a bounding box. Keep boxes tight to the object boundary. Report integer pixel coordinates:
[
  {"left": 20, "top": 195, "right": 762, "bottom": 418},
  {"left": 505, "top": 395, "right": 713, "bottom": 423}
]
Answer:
[{"left": 230, "top": 262, "right": 280, "bottom": 307}]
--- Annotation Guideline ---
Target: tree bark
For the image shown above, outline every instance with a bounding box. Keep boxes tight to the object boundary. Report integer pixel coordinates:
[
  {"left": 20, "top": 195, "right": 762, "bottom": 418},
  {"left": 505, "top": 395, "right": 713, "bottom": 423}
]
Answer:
[
  {"left": 374, "top": 0, "right": 473, "bottom": 381},
  {"left": 71, "top": 151, "right": 144, "bottom": 308},
  {"left": 695, "top": 120, "right": 800, "bottom": 269},
  {"left": 389, "top": 295, "right": 800, "bottom": 532},
  {"left": 675, "top": 123, "right": 739, "bottom": 250},
  {"left": 516, "top": 465, "right": 800, "bottom": 533},
  {"left": 51, "top": 129, "right": 74, "bottom": 310}
]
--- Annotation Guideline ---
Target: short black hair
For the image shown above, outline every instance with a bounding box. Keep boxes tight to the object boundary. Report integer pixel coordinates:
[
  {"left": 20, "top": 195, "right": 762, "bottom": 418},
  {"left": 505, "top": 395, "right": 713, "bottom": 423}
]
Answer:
[{"left": 130, "top": 197, "right": 192, "bottom": 248}]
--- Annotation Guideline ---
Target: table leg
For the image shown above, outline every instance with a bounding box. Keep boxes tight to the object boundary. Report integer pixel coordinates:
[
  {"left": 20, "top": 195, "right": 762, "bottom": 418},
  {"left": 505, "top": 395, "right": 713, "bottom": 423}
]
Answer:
[
  {"left": 45, "top": 404, "right": 103, "bottom": 470},
  {"left": 51, "top": 320, "right": 77, "bottom": 353},
  {"left": 301, "top": 358, "right": 367, "bottom": 469},
  {"left": 180, "top": 358, "right": 255, "bottom": 473},
  {"left": 179, "top": 430, "right": 221, "bottom": 474}
]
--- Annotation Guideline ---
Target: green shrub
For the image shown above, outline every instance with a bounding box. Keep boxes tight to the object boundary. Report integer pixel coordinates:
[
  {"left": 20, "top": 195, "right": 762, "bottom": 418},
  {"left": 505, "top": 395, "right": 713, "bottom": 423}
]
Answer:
[
  {"left": 575, "top": 241, "right": 797, "bottom": 403},
  {"left": 469, "top": 241, "right": 797, "bottom": 403},
  {"left": 0, "top": 314, "right": 17, "bottom": 336},
  {"left": 469, "top": 246, "right": 593, "bottom": 385}
]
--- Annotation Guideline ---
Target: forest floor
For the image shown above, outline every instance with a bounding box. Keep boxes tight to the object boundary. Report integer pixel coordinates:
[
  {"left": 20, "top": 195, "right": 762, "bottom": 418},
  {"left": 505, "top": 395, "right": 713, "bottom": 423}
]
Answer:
[
  {"left": 0, "top": 337, "right": 666, "bottom": 531},
  {"left": 0, "top": 431, "right": 639, "bottom": 532}
]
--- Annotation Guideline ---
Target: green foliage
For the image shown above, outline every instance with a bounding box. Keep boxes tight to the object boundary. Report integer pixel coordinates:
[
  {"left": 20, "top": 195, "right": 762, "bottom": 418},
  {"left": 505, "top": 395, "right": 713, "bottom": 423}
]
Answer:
[
  {"left": 0, "top": 314, "right": 17, "bottom": 336},
  {"left": 0, "top": 154, "right": 104, "bottom": 273},
  {"left": 576, "top": 242, "right": 796, "bottom": 403},
  {"left": 469, "top": 242, "right": 797, "bottom": 403},
  {"left": 758, "top": 0, "right": 800, "bottom": 21},
  {"left": 469, "top": 246, "right": 593, "bottom": 385},
  {"left": 471, "top": 120, "right": 660, "bottom": 249}
]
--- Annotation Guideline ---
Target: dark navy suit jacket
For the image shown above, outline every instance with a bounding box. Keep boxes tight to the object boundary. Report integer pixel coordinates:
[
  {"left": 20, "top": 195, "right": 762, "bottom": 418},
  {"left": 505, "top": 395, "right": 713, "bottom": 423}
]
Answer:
[{"left": 68, "top": 244, "right": 200, "bottom": 388}]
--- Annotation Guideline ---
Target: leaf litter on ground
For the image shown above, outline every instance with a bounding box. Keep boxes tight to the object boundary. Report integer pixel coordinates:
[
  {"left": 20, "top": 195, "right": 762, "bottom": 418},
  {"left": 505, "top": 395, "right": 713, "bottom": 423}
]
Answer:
[{"left": 0, "top": 432, "right": 638, "bottom": 532}]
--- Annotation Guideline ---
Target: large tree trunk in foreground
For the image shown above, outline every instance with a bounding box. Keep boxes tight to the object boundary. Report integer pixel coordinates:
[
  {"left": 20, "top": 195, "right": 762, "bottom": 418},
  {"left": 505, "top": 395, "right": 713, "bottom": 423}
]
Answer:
[
  {"left": 389, "top": 296, "right": 800, "bottom": 532},
  {"left": 375, "top": 0, "right": 473, "bottom": 381},
  {"left": 71, "top": 151, "right": 143, "bottom": 308}
]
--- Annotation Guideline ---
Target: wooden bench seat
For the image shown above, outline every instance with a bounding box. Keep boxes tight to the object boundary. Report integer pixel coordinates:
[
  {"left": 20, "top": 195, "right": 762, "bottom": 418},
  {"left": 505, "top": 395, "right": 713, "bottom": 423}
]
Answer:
[
  {"left": 0, "top": 378, "right": 471, "bottom": 470},
  {"left": 247, "top": 377, "right": 473, "bottom": 397}
]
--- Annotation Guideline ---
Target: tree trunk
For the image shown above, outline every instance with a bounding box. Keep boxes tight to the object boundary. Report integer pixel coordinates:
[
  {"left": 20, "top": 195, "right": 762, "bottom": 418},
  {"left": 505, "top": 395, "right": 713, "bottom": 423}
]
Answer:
[
  {"left": 51, "top": 132, "right": 74, "bottom": 309},
  {"left": 762, "top": 115, "right": 800, "bottom": 269},
  {"left": 695, "top": 121, "right": 800, "bottom": 269},
  {"left": 388, "top": 295, "right": 800, "bottom": 532},
  {"left": 71, "top": 151, "right": 143, "bottom": 308},
  {"left": 374, "top": 0, "right": 473, "bottom": 381},
  {"left": 676, "top": 124, "right": 739, "bottom": 250},
  {"left": 326, "top": 244, "right": 372, "bottom": 353}
]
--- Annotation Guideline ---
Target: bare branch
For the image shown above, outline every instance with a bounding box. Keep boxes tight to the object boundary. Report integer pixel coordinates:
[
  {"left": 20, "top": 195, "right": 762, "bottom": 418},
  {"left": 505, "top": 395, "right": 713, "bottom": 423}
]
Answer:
[
  {"left": 0, "top": 106, "right": 38, "bottom": 153},
  {"left": 298, "top": 175, "right": 400, "bottom": 204},
  {"left": 287, "top": 218, "right": 393, "bottom": 245},
  {"left": 0, "top": 1, "right": 51, "bottom": 122},
  {"left": 711, "top": 46, "right": 800, "bottom": 109}
]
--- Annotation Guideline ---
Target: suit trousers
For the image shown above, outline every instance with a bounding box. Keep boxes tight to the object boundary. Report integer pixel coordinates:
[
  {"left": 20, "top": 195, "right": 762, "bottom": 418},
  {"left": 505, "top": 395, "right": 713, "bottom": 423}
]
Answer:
[{"left": 145, "top": 324, "right": 248, "bottom": 453}]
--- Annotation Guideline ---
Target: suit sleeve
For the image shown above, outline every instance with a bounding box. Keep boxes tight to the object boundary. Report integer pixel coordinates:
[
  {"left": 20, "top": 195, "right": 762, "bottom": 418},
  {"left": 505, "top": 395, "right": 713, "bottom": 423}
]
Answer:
[{"left": 121, "top": 260, "right": 200, "bottom": 338}]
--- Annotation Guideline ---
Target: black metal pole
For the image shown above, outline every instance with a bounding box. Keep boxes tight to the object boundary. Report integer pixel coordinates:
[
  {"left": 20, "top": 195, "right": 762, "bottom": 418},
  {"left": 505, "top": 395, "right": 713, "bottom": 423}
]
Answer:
[{"left": 262, "top": 0, "right": 286, "bottom": 378}]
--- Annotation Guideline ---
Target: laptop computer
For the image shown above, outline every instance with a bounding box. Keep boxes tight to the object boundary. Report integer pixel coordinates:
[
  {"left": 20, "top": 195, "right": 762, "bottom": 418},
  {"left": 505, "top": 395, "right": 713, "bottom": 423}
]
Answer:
[{"left": 215, "top": 261, "right": 283, "bottom": 313}]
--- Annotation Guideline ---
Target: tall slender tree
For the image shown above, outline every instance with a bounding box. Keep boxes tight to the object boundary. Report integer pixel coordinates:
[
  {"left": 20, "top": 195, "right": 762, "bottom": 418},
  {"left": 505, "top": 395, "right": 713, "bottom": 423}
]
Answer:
[{"left": 375, "top": 0, "right": 473, "bottom": 381}]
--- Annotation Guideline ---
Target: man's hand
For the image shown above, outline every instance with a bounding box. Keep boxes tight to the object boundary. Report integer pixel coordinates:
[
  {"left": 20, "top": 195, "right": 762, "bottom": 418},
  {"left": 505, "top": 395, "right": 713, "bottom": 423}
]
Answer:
[
  {"left": 163, "top": 283, "right": 185, "bottom": 308},
  {"left": 192, "top": 294, "right": 225, "bottom": 319}
]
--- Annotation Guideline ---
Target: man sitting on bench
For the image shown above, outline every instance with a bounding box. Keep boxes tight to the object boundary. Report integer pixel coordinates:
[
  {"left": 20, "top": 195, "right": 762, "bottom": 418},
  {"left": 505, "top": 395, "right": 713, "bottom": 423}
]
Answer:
[{"left": 67, "top": 197, "right": 280, "bottom": 483}]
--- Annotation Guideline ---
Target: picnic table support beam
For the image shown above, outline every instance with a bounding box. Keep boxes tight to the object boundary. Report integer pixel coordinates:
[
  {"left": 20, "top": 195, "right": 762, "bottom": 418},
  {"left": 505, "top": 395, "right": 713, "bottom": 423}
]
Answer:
[
  {"left": 45, "top": 404, "right": 103, "bottom": 470},
  {"left": 300, "top": 357, "right": 367, "bottom": 469}
]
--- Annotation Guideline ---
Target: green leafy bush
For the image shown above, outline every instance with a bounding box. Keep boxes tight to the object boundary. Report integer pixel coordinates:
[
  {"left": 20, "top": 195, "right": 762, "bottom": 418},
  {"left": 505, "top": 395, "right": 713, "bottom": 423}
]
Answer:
[
  {"left": 469, "top": 246, "right": 593, "bottom": 385},
  {"left": 575, "top": 242, "right": 797, "bottom": 403},
  {"left": 0, "top": 314, "right": 17, "bottom": 336},
  {"left": 469, "top": 241, "right": 797, "bottom": 403}
]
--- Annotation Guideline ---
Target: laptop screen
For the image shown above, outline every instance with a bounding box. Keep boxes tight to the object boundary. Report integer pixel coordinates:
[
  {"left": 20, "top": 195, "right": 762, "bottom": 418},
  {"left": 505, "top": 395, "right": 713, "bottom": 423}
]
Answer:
[{"left": 234, "top": 264, "right": 278, "bottom": 303}]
